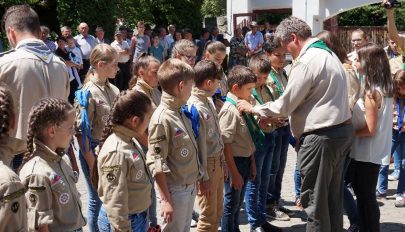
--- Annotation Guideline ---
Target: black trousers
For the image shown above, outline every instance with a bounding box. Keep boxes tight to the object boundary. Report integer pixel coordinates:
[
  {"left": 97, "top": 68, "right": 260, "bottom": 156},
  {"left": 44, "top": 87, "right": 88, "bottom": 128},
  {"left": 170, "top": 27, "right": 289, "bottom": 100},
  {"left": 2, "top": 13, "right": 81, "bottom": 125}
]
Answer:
[{"left": 352, "top": 160, "right": 381, "bottom": 232}]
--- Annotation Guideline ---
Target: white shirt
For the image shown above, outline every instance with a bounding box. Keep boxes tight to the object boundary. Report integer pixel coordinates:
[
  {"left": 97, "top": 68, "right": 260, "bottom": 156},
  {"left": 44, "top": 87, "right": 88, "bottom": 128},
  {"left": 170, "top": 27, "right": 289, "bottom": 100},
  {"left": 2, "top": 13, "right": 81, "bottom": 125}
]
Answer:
[{"left": 111, "top": 40, "right": 130, "bottom": 63}]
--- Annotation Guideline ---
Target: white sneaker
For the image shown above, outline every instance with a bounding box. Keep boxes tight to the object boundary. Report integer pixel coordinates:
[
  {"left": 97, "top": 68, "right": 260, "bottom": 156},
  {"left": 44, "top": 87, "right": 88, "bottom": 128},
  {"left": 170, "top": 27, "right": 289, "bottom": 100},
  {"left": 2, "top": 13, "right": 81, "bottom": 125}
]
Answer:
[
  {"left": 190, "top": 219, "right": 197, "bottom": 227},
  {"left": 396, "top": 193, "right": 404, "bottom": 201}
]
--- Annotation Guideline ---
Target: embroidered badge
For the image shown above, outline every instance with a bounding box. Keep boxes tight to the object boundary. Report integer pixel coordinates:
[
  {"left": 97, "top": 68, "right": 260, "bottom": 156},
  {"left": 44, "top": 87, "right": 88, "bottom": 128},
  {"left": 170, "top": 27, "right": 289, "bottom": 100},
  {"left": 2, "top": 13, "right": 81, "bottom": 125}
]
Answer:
[
  {"left": 50, "top": 173, "right": 62, "bottom": 185},
  {"left": 180, "top": 148, "right": 189, "bottom": 157},
  {"left": 174, "top": 128, "right": 184, "bottom": 137},
  {"left": 208, "top": 128, "right": 215, "bottom": 137},
  {"left": 29, "top": 194, "right": 36, "bottom": 204},
  {"left": 132, "top": 153, "right": 140, "bottom": 161},
  {"left": 102, "top": 115, "right": 109, "bottom": 123},
  {"left": 59, "top": 193, "right": 70, "bottom": 204},
  {"left": 106, "top": 173, "right": 116, "bottom": 182},
  {"left": 11, "top": 202, "right": 19, "bottom": 213},
  {"left": 136, "top": 170, "right": 143, "bottom": 180}
]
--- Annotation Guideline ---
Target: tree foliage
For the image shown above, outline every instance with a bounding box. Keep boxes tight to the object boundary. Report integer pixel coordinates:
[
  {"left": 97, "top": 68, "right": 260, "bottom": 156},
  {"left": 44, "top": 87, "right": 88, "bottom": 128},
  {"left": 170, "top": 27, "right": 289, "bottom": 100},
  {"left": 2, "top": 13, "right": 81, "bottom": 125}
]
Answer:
[
  {"left": 338, "top": 1, "right": 405, "bottom": 31},
  {"left": 201, "top": 0, "right": 226, "bottom": 17}
]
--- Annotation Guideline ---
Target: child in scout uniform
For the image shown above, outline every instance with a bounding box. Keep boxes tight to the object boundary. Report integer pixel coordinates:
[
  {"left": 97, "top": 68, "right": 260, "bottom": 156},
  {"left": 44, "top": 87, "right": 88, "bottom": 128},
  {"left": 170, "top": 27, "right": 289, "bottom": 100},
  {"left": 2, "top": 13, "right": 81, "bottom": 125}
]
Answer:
[
  {"left": 74, "top": 44, "right": 120, "bottom": 231},
  {"left": 187, "top": 60, "right": 224, "bottom": 232},
  {"left": 219, "top": 65, "right": 258, "bottom": 232},
  {"left": 245, "top": 54, "right": 282, "bottom": 232},
  {"left": 130, "top": 54, "right": 162, "bottom": 110},
  {"left": 146, "top": 58, "right": 200, "bottom": 232},
  {"left": 204, "top": 41, "right": 228, "bottom": 112},
  {"left": 0, "top": 82, "right": 27, "bottom": 232},
  {"left": 264, "top": 37, "right": 294, "bottom": 221},
  {"left": 130, "top": 54, "right": 161, "bottom": 228},
  {"left": 19, "top": 98, "right": 86, "bottom": 232},
  {"left": 96, "top": 90, "right": 154, "bottom": 232}
]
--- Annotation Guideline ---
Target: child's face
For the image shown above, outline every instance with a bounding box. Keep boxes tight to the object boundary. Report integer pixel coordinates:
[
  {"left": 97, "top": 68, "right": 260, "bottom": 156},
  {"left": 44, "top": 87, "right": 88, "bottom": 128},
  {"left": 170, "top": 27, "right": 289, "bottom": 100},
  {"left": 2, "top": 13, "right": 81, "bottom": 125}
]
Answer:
[
  {"left": 268, "top": 47, "right": 286, "bottom": 69},
  {"left": 143, "top": 62, "right": 160, "bottom": 88},
  {"left": 54, "top": 110, "right": 75, "bottom": 149},
  {"left": 100, "top": 58, "right": 119, "bottom": 79},
  {"left": 207, "top": 51, "right": 226, "bottom": 66},
  {"left": 66, "top": 39, "right": 75, "bottom": 48},
  {"left": 179, "top": 48, "right": 197, "bottom": 66},
  {"left": 233, "top": 82, "right": 255, "bottom": 100},
  {"left": 206, "top": 78, "right": 220, "bottom": 95},
  {"left": 353, "top": 57, "right": 365, "bottom": 75},
  {"left": 255, "top": 71, "right": 269, "bottom": 86},
  {"left": 57, "top": 40, "right": 66, "bottom": 49},
  {"left": 178, "top": 79, "right": 194, "bottom": 103},
  {"left": 153, "top": 36, "right": 159, "bottom": 45}
]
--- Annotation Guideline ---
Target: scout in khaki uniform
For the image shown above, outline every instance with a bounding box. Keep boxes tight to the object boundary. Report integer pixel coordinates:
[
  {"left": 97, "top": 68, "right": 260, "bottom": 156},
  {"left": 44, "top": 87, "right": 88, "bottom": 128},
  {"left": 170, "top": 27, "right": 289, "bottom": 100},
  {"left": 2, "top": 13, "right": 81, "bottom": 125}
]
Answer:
[
  {"left": 74, "top": 44, "right": 120, "bottom": 232},
  {"left": 0, "top": 83, "right": 27, "bottom": 232},
  {"left": 146, "top": 59, "right": 200, "bottom": 232},
  {"left": 97, "top": 90, "right": 154, "bottom": 231},
  {"left": 187, "top": 60, "right": 224, "bottom": 232},
  {"left": 131, "top": 54, "right": 162, "bottom": 110},
  {"left": 218, "top": 66, "right": 258, "bottom": 232},
  {"left": 19, "top": 98, "right": 86, "bottom": 232}
]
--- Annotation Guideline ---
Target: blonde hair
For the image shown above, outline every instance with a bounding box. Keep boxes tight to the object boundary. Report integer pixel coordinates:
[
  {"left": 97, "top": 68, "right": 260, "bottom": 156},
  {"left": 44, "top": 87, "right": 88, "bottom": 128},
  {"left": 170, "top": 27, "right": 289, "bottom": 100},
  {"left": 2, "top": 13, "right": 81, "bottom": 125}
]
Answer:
[
  {"left": 158, "top": 58, "right": 194, "bottom": 94},
  {"left": 171, "top": 39, "right": 196, "bottom": 58},
  {"left": 84, "top": 44, "right": 118, "bottom": 83},
  {"left": 205, "top": 41, "right": 226, "bottom": 55}
]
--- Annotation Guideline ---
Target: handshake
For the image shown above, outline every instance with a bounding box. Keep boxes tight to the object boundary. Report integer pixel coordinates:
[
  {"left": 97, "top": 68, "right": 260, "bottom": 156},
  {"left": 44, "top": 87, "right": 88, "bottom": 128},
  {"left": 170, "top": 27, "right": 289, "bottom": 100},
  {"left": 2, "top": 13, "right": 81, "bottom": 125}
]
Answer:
[{"left": 383, "top": 0, "right": 401, "bottom": 9}]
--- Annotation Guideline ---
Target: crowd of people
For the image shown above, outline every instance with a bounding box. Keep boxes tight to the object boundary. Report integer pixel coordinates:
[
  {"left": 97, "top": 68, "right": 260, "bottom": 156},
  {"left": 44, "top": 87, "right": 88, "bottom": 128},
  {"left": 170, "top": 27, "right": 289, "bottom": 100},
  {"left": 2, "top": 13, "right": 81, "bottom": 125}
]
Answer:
[{"left": 0, "top": 1, "right": 405, "bottom": 232}]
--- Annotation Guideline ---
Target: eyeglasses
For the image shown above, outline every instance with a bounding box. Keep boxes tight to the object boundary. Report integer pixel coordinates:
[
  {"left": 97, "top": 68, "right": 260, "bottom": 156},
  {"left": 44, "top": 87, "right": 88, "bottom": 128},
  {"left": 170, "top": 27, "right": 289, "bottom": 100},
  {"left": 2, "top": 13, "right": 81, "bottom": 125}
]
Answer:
[{"left": 183, "top": 55, "right": 196, "bottom": 61}]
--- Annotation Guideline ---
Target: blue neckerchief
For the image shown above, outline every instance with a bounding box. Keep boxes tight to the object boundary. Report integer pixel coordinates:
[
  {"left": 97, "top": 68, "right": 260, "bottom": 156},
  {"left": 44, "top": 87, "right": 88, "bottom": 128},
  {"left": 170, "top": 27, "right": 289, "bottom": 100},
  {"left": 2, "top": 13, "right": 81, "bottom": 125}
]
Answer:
[
  {"left": 17, "top": 41, "right": 53, "bottom": 63},
  {"left": 181, "top": 104, "right": 200, "bottom": 139},
  {"left": 75, "top": 89, "right": 93, "bottom": 153},
  {"left": 212, "top": 88, "right": 226, "bottom": 102},
  {"left": 397, "top": 97, "right": 405, "bottom": 133}
]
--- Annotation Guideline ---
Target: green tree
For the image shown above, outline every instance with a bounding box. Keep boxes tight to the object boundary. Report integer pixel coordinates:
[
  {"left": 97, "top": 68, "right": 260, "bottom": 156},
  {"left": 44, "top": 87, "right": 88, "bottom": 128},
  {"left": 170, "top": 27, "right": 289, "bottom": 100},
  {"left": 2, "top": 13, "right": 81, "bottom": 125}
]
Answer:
[
  {"left": 201, "top": 0, "right": 226, "bottom": 17},
  {"left": 338, "top": 1, "right": 405, "bottom": 31}
]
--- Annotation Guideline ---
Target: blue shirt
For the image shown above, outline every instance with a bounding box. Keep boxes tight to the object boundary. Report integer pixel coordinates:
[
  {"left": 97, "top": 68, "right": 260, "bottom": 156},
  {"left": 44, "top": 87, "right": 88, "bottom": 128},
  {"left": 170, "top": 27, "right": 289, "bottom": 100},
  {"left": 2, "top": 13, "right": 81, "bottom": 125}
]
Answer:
[
  {"left": 74, "top": 34, "right": 98, "bottom": 59},
  {"left": 149, "top": 44, "right": 164, "bottom": 63},
  {"left": 244, "top": 31, "right": 264, "bottom": 53}
]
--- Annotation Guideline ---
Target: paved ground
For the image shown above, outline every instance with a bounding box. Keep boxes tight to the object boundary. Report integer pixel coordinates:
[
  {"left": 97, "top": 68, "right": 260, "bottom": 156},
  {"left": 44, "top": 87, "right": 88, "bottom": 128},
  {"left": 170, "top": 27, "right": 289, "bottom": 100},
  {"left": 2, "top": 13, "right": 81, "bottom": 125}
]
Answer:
[{"left": 76, "top": 145, "right": 405, "bottom": 232}]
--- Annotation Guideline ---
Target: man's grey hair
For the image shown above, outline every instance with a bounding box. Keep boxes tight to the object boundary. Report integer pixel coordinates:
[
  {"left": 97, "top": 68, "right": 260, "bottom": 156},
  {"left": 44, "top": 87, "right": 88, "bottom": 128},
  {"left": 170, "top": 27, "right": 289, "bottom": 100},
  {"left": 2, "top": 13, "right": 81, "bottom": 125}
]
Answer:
[
  {"left": 60, "top": 26, "right": 71, "bottom": 33},
  {"left": 275, "top": 16, "right": 312, "bottom": 42}
]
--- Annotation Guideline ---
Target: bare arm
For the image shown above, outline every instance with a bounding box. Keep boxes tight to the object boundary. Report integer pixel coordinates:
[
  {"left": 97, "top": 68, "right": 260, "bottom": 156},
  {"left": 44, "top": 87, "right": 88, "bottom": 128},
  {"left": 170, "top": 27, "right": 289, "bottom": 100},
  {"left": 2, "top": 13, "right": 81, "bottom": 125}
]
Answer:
[
  {"left": 356, "top": 91, "right": 381, "bottom": 137},
  {"left": 386, "top": 8, "right": 405, "bottom": 52}
]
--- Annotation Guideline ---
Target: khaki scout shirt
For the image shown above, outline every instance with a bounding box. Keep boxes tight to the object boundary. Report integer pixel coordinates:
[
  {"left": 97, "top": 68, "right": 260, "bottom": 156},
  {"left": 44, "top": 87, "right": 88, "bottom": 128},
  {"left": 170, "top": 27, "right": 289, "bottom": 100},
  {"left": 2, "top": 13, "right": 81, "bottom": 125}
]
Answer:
[
  {"left": 252, "top": 84, "right": 276, "bottom": 133},
  {"left": 75, "top": 76, "right": 120, "bottom": 141},
  {"left": 19, "top": 139, "right": 86, "bottom": 232},
  {"left": 133, "top": 79, "right": 162, "bottom": 111},
  {"left": 219, "top": 92, "right": 255, "bottom": 157},
  {"left": 146, "top": 91, "right": 200, "bottom": 186},
  {"left": 188, "top": 87, "right": 224, "bottom": 181},
  {"left": 0, "top": 137, "right": 27, "bottom": 232},
  {"left": 0, "top": 39, "right": 70, "bottom": 141},
  {"left": 267, "top": 68, "right": 288, "bottom": 101},
  {"left": 98, "top": 125, "right": 153, "bottom": 231}
]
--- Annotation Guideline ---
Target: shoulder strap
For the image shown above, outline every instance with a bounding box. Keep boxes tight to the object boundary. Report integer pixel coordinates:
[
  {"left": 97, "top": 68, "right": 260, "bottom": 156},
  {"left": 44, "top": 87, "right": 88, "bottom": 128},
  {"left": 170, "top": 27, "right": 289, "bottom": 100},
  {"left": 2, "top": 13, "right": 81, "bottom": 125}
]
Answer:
[{"left": 75, "top": 89, "right": 93, "bottom": 153}]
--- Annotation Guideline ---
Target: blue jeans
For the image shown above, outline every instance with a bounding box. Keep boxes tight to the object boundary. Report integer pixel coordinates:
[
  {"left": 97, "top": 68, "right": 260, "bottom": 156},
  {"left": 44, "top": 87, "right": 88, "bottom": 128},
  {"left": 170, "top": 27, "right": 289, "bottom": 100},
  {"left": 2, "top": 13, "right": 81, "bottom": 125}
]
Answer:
[
  {"left": 294, "top": 160, "right": 301, "bottom": 198},
  {"left": 222, "top": 156, "right": 251, "bottom": 232},
  {"left": 378, "top": 130, "right": 405, "bottom": 194},
  {"left": 268, "top": 125, "right": 290, "bottom": 202},
  {"left": 245, "top": 133, "right": 275, "bottom": 229},
  {"left": 98, "top": 205, "right": 147, "bottom": 232},
  {"left": 78, "top": 146, "right": 102, "bottom": 232}
]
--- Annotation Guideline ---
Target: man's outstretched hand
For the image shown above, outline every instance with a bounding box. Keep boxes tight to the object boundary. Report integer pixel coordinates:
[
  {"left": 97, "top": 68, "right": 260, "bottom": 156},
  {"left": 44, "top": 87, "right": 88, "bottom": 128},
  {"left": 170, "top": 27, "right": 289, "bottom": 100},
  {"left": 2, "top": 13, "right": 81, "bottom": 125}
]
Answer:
[{"left": 237, "top": 99, "right": 253, "bottom": 114}]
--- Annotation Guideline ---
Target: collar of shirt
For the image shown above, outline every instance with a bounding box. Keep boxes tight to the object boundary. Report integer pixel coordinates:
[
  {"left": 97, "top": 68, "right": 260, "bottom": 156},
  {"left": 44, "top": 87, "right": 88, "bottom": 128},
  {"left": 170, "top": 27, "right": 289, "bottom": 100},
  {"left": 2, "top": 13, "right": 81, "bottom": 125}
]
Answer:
[
  {"left": 0, "top": 136, "right": 26, "bottom": 168},
  {"left": 294, "top": 37, "right": 320, "bottom": 64},
  {"left": 90, "top": 76, "right": 110, "bottom": 91},
  {"left": 137, "top": 79, "right": 154, "bottom": 92},
  {"left": 33, "top": 138, "right": 63, "bottom": 162},
  {"left": 191, "top": 87, "right": 212, "bottom": 102},
  {"left": 226, "top": 91, "right": 240, "bottom": 102},
  {"left": 160, "top": 91, "right": 185, "bottom": 112},
  {"left": 113, "top": 125, "right": 140, "bottom": 144},
  {"left": 15, "top": 38, "right": 44, "bottom": 49}
]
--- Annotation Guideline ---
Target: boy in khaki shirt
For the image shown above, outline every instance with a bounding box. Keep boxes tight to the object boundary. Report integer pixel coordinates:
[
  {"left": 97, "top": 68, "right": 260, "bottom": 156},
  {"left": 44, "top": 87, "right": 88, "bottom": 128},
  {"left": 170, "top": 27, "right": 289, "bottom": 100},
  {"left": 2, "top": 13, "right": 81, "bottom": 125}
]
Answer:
[
  {"left": 187, "top": 60, "right": 224, "bottom": 232},
  {"left": 146, "top": 58, "right": 200, "bottom": 232},
  {"left": 218, "top": 65, "right": 257, "bottom": 232}
]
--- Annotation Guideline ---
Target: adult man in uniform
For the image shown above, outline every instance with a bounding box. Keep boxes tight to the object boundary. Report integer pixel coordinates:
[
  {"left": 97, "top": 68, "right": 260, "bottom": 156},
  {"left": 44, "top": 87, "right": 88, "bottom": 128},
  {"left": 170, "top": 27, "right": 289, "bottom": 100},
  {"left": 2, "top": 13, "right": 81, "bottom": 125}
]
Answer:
[
  {"left": 0, "top": 5, "right": 70, "bottom": 169},
  {"left": 237, "top": 17, "right": 353, "bottom": 232}
]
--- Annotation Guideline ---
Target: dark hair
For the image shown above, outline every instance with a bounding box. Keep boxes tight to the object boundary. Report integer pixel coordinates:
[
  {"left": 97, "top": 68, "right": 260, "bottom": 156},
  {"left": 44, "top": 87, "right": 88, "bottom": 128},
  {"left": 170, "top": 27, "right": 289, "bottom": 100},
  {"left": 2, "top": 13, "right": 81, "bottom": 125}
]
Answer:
[
  {"left": 264, "top": 35, "right": 282, "bottom": 54},
  {"left": 129, "top": 53, "right": 160, "bottom": 89},
  {"left": 316, "top": 30, "right": 349, "bottom": 64},
  {"left": 393, "top": 69, "right": 405, "bottom": 98},
  {"left": 227, "top": 65, "right": 257, "bottom": 90},
  {"left": 194, "top": 60, "right": 222, "bottom": 87},
  {"left": 182, "top": 28, "right": 192, "bottom": 36},
  {"left": 23, "top": 98, "right": 73, "bottom": 164},
  {"left": 93, "top": 90, "right": 152, "bottom": 188},
  {"left": 205, "top": 41, "right": 226, "bottom": 55},
  {"left": 249, "top": 54, "right": 271, "bottom": 74},
  {"left": 2, "top": 5, "right": 40, "bottom": 35},
  {"left": 357, "top": 43, "right": 393, "bottom": 97},
  {"left": 65, "top": 35, "right": 74, "bottom": 41},
  {"left": 0, "top": 82, "right": 14, "bottom": 138}
]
